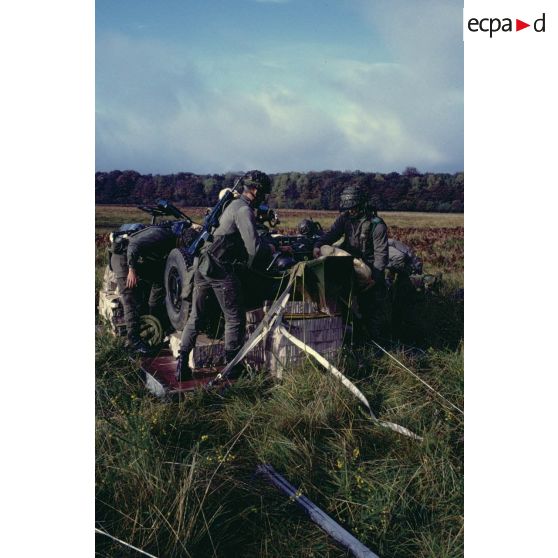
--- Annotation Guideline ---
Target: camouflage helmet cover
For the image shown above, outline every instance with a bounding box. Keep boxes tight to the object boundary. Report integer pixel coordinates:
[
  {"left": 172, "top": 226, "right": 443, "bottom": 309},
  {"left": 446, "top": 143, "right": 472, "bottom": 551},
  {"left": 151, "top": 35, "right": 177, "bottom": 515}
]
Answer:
[
  {"left": 339, "top": 185, "right": 365, "bottom": 211},
  {"left": 242, "top": 170, "right": 271, "bottom": 195}
]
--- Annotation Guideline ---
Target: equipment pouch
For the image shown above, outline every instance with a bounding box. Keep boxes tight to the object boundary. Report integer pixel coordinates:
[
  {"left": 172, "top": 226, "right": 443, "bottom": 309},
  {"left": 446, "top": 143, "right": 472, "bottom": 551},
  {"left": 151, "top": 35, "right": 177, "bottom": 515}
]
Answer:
[
  {"left": 111, "top": 236, "right": 128, "bottom": 255},
  {"left": 181, "top": 266, "right": 196, "bottom": 300},
  {"left": 198, "top": 252, "right": 227, "bottom": 279}
]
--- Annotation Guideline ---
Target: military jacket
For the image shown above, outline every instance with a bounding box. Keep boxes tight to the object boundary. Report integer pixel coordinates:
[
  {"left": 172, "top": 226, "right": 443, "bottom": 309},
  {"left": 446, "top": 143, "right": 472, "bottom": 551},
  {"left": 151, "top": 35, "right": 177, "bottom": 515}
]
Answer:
[
  {"left": 314, "top": 212, "right": 388, "bottom": 276},
  {"left": 203, "top": 195, "right": 271, "bottom": 268},
  {"left": 126, "top": 226, "right": 176, "bottom": 269}
]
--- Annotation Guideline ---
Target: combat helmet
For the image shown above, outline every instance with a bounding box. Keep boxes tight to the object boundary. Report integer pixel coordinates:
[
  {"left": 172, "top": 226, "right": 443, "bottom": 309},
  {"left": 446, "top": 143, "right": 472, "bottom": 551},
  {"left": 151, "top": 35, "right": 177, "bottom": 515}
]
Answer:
[
  {"left": 298, "top": 219, "right": 314, "bottom": 236},
  {"left": 339, "top": 185, "right": 365, "bottom": 212},
  {"left": 242, "top": 170, "right": 271, "bottom": 195},
  {"left": 274, "top": 254, "right": 296, "bottom": 272},
  {"left": 298, "top": 218, "right": 322, "bottom": 237}
]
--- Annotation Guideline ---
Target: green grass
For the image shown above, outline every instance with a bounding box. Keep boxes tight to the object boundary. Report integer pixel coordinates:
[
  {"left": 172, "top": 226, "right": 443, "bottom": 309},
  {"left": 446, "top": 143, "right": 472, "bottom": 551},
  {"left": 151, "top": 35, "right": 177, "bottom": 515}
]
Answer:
[
  {"left": 95, "top": 208, "right": 463, "bottom": 557},
  {"left": 96, "top": 337, "right": 463, "bottom": 557}
]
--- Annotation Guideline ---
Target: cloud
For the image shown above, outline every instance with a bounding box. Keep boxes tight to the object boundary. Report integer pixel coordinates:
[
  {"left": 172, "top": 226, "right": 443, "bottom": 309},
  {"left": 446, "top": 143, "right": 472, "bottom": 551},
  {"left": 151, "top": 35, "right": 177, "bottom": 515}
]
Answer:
[{"left": 96, "top": 2, "right": 463, "bottom": 175}]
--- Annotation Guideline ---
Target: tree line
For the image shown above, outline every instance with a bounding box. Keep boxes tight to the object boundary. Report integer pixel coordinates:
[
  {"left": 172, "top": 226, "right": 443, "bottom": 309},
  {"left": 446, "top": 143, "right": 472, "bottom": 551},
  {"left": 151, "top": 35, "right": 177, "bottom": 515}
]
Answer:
[{"left": 95, "top": 168, "right": 464, "bottom": 212}]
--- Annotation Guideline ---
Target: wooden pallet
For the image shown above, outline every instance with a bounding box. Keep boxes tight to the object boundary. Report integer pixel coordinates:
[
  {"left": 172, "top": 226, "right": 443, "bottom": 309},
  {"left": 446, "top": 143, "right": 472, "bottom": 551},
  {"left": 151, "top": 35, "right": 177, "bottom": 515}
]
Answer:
[{"left": 139, "top": 349, "right": 231, "bottom": 396}]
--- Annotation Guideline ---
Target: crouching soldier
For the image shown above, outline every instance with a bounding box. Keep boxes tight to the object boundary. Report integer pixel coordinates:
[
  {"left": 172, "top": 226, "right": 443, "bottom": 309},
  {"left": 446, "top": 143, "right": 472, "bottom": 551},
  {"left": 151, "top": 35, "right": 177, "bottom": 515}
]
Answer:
[
  {"left": 313, "top": 185, "right": 389, "bottom": 341},
  {"left": 176, "top": 170, "right": 274, "bottom": 381},
  {"left": 111, "top": 221, "right": 189, "bottom": 354}
]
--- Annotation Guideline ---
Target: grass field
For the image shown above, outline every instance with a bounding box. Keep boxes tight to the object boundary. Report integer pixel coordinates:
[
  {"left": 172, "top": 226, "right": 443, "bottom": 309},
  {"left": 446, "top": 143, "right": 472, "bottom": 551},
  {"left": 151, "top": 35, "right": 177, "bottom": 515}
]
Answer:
[
  {"left": 95, "top": 205, "right": 463, "bottom": 557},
  {"left": 95, "top": 205, "right": 464, "bottom": 235}
]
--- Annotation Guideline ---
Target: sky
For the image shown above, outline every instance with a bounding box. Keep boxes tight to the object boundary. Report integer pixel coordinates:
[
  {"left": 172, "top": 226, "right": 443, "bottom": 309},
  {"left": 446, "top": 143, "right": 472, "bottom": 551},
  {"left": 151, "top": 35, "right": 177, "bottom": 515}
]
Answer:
[{"left": 96, "top": 0, "right": 463, "bottom": 175}]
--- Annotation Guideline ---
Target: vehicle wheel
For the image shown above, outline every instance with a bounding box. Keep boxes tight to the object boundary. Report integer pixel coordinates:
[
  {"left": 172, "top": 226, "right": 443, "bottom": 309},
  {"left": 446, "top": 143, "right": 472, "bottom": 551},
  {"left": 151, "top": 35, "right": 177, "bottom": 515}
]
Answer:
[
  {"left": 139, "top": 314, "right": 164, "bottom": 347},
  {"left": 164, "top": 248, "right": 193, "bottom": 331}
]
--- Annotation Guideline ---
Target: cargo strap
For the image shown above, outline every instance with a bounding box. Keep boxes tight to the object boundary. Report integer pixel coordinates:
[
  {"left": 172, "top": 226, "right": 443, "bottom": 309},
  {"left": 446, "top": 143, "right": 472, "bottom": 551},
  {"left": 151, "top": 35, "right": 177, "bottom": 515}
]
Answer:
[
  {"left": 207, "top": 275, "right": 295, "bottom": 386},
  {"left": 279, "top": 326, "right": 422, "bottom": 441},
  {"left": 209, "top": 262, "right": 421, "bottom": 441},
  {"left": 95, "top": 528, "right": 159, "bottom": 558}
]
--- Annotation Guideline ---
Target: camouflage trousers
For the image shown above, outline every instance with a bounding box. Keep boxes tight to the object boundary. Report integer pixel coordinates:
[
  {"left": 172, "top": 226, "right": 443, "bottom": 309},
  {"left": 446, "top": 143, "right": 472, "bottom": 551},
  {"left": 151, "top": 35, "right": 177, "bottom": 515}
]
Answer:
[{"left": 180, "top": 269, "right": 246, "bottom": 359}]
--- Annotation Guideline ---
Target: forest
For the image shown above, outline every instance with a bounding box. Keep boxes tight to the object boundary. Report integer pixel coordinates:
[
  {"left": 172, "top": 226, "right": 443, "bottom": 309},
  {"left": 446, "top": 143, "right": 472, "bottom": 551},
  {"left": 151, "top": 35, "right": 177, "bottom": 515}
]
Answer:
[{"left": 95, "top": 168, "right": 464, "bottom": 213}]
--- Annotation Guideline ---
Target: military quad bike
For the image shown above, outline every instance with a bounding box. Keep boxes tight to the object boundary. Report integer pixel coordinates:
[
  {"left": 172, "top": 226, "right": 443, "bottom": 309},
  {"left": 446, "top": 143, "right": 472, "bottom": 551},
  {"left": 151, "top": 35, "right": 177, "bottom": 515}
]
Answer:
[
  {"left": 98, "top": 199, "right": 436, "bottom": 394},
  {"left": 99, "top": 199, "right": 329, "bottom": 350}
]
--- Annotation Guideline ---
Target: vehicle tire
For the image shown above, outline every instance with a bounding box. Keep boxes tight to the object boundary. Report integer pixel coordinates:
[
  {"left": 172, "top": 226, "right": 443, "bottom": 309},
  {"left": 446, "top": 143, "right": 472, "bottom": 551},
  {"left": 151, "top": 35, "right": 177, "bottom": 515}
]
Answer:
[
  {"left": 164, "top": 248, "right": 193, "bottom": 331},
  {"left": 139, "top": 314, "right": 164, "bottom": 347}
]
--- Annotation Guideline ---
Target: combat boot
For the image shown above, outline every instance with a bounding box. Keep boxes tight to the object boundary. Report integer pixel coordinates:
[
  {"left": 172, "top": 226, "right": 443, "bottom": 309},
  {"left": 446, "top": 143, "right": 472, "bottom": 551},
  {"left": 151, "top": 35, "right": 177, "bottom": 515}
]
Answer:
[
  {"left": 176, "top": 351, "right": 193, "bottom": 382},
  {"left": 128, "top": 337, "right": 152, "bottom": 356}
]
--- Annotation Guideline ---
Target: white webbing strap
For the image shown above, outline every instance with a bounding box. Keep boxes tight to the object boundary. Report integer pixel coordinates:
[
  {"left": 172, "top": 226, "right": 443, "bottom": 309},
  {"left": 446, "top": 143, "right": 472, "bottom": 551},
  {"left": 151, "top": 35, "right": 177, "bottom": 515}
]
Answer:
[
  {"left": 278, "top": 326, "right": 422, "bottom": 441},
  {"left": 210, "top": 281, "right": 293, "bottom": 384},
  {"left": 95, "top": 528, "right": 159, "bottom": 558}
]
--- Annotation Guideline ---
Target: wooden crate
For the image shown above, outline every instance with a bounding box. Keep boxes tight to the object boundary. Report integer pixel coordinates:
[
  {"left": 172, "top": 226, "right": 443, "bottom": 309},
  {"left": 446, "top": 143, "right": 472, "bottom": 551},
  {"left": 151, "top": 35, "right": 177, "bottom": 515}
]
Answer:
[
  {"left": 265, "top": 313, "right": 344, "bottom": 379},
  {"left": 168, "top": 331, "right": 225, "bottom": 368}
]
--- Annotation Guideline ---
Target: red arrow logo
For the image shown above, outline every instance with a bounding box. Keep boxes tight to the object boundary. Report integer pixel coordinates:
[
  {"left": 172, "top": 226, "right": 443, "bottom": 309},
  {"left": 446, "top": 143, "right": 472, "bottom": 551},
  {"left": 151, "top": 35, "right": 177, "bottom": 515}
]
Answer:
[{"left": 516, "top": 19, "right": 530, "bottom": 31}]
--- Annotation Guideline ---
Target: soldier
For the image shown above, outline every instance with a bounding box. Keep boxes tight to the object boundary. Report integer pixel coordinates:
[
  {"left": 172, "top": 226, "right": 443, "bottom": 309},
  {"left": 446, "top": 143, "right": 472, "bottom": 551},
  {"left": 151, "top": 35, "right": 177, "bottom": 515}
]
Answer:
[
  {"left": 176, "top": 170, "right": 274, "bottom": 381},
  {"left": 313, "top": 185, "right": 389, "bottom": 340},
  {"left": 111, "top": 221, "right": 188, "bottom": 354}
]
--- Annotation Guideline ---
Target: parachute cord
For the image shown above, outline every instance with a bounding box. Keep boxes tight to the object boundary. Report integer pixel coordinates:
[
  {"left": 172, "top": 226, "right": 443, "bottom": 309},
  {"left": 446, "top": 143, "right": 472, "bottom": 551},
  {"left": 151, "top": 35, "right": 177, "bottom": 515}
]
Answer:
[{"left": 369, "top": 339, "right": 464, "bottom": 416}]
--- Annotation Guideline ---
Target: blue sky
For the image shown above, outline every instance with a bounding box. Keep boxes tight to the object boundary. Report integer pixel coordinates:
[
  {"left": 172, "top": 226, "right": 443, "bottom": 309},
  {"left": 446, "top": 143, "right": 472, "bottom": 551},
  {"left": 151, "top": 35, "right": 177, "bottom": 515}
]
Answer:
[{"left": 96, "top": 0, "right": 463, "bottom": 174}]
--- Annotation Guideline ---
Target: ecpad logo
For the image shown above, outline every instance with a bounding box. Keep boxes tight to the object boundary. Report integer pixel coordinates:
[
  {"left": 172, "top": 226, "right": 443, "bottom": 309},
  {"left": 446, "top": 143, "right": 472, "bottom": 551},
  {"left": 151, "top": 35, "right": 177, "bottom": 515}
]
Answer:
[{"left": 467, "top": 13, "right": 546, "bottom": 37}]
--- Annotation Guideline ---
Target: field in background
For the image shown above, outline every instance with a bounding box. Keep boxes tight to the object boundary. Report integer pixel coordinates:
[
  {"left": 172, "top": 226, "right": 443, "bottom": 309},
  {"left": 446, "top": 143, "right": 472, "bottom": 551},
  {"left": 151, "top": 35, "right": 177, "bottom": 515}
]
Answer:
[
  {"left": 95, "top": 205, "right": 463, "bottom": 557},
  {"left": 95, "top": 205, "right": 463, "bottom": 235},
  {"left": 96, "top": 205, "right": 463, "bottom": 284}
]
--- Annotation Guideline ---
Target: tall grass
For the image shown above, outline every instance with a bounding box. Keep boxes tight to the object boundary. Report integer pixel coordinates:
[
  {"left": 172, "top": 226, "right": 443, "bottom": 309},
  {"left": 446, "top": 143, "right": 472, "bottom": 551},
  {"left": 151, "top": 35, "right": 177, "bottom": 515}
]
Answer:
[
  {"left": 96, "top": 338, "right": 463, "bottom": 557},
  {"left": 95, "top": 212, "right": 463, "bottom": 557}
]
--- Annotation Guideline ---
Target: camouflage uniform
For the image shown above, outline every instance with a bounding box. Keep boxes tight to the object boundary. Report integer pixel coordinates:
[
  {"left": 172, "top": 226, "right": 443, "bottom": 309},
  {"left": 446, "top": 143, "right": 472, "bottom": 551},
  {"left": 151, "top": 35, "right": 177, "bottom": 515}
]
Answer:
[
  {"left": 179, "top": 194, "right": 272, "bottom": 366},
  {"left": 110, "top": 226, "right": 176, "bottom": 344},
  {"left": 314, "top": 211, "right": 389, "bottom": 339}
]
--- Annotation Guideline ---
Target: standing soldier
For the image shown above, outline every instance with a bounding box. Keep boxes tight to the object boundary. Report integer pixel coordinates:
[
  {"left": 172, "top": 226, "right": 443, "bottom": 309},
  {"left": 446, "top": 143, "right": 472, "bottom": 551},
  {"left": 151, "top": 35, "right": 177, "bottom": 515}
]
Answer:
[
  {"left": 176, "top": 171, "right": 274, "bottom": 381},
  {"left": 111, "top": 221, "right": 188, "bottom": 354},
  {"left": 313, "top": 185, "right": 389, "bottom": 340}
]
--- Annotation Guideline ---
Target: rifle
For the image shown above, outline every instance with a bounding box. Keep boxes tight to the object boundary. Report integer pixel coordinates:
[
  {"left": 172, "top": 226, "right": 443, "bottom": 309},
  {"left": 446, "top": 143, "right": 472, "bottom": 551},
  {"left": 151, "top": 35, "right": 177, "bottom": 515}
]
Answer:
[
  {"left": 258, "top": 229, "right": 323, "bottom": 266},
  {"left": 186, "top": 176, "right": 244, "bottom": 260},
  {"left": 138, "top": 199, "right": 192, "bottom": 225}
]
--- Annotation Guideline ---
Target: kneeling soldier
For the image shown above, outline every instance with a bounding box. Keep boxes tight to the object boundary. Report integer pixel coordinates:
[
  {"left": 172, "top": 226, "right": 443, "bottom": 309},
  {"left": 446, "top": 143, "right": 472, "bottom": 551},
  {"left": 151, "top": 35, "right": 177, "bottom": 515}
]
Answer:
[
  {"left": 313, "top": 185, "right": 389, "bottom": 340},
  {"left": 111, "top": 221, "right": 188, "bottom": 354}
]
